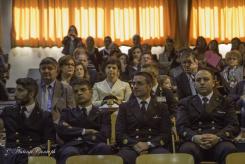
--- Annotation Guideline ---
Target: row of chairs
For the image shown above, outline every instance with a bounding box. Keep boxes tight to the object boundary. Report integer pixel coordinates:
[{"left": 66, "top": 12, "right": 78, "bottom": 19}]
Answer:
[{"left": 28, "top": 153, "right": 245, "bottom": 164}]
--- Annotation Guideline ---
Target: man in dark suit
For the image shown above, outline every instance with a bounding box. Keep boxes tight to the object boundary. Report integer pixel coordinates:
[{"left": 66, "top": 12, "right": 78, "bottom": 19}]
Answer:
[
  {"left": 56, "top": 79, "right": 112, "bottom": 164},
  {"left": 141, "top": 63, "right": 178, "bottom": 116},
  {"left": 177, "top": 69, "right": 240, "bottom": 164},
  {"left": 36, "top": 57, "right": 75, "bottom": 122},
  {"left": 0, "top": 78, "right": 55, "bottom": 164},
  {"left": 175, "top": 49, "right": 199, "bottom": 99},
  {"left": 116, "top": 72, "right": 171, "bottom": 164}
]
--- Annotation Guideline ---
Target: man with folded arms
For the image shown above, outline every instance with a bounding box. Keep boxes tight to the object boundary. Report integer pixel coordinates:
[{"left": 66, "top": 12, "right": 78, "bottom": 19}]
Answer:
[{"left": 56, "top": 79, "right": 112, "bottom": 164}]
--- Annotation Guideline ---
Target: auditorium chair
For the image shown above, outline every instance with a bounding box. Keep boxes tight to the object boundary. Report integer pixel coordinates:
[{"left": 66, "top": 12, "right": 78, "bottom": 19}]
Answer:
[
  {"left": 28, "top": 156, "right": 56, "bottom": 164},
  {"left": 226, "top": 152, "right": 245, "bottom": 164},
  {"left": 136, "top": 153, "right": 194, "bottom": 164},
  {"left": 66, "top": 155, "right": 123, "bottom": 164}
]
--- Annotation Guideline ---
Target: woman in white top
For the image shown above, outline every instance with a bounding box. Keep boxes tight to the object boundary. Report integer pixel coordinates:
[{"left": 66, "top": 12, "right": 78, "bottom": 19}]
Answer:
[{"left": 92, "top": 58, "right": 132, "bottom": 107}]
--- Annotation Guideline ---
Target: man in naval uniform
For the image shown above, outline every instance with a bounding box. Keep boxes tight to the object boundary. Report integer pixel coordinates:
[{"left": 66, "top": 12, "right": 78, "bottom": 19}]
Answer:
[
  {"left": 116, "top": 72, "right": 171, "bottom": 164},
  {"left": 177, "top": 69, "right": 240, "bottom": 164}
]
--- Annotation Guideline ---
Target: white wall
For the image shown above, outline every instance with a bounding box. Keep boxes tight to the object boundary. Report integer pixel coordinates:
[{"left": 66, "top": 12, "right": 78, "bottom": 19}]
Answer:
[{"left": 0, "top": 0, "right": 12, "bottom": 54}]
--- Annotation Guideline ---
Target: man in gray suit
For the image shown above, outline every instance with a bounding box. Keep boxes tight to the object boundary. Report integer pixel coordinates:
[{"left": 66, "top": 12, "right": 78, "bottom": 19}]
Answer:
[{"left": 36, "top": 57, "right": 75, "bottom": 122}]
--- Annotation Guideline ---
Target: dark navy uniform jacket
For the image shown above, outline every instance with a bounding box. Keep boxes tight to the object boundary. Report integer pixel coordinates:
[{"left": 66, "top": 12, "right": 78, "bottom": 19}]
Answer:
[
  {"left": 176, "top": 93, "right": 240, "bottom": 142},
  {"left": 0, "top": 104, "right": 55, "bottom": 150},
  {"left": 116, "top": 96, "right": 171, "bottom": 148},
  {"left": 57, "top": 106, "right": 111, "bottom": 146}
]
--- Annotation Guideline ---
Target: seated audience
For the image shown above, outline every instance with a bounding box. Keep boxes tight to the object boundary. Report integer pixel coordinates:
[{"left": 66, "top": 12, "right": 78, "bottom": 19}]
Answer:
[
  {"left": 86, "top": 36, "right": 101, "bottom": 72},
  {"left": 141, "top": 64, "right": 178, "bottom": 116},
  {"left": 56, "top": 79, "right": 112, "bottom": 164},
  {"left": 127, "top": 46, "right": 143, "bottom": 80},
  {"left": 118, "top": 53, "right": 130, "bottom": 82},
  {"left": 116, "top": 72, "right": 171, "bottom": 164},
  {"left": 72, "top": 62, "right": 90, "bottom": 81},
  {"left": 92, "top": 59, "right": 132, "bottom": 107},
  {"left": 206, "top": 39, "right": 224, "bottom": 72},
  {"left": 73, "top": 46, "right": 87, "bottom": 62},
  {"left": 108, "top": 43, "right": 121, "bottom": 59},
  {"left": 99, "top": 36, "right": 113, "bottom": 69},
  {"left": 238, "top": 42, "right": 245, "bottom": 65},
  {"left": 193, "top": 36, "right": 208, "bottom": 68},
  {"left": 230, "top": 80, "right": 245, "bottom": 137},
  {"left": 231, "top": 37, "right": 241, "bottom": 51},
  {"left": 140, "top": 53, "right": 154, "bottom": 69},
  {"left": 159, "top": 38, "right": 180, "bottom": 74},
  {"left": 128, "top": 34, "right": 142, "bottom": 55},
  {"left": 158, "top": 75, "right": 178, "bottom": 101},
  {"left": 220, "top": 50, "right": 243, "bottom": 91},
  {"left": 73, "top": 52, "right": 98, "bottom": 84},
  {"left": 0, "top": 72, "right": 8, "bottom": 101},
  {"left": 174, "top": 49, "right": 199, "bottom": 99},
  {"left": 62, "top": 25, "right": 84, "bottom": 55},
  {"left": 57, "top": 55, "right": 76, "bottom": 84},
  {"left": 36, "top": 57, "right": 75, "bottom": 119},
  {"left": 177, "top": 69, "right": 240, "bottom": 164},
  {"left": 0, "top": 78, "right": 55, "bottom": 164}
]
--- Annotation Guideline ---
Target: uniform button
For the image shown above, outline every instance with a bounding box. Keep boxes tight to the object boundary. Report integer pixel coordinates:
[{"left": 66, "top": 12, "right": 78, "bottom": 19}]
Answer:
[
  {"left": 211, "top": 127, "right": 215, "bottom": 130},
  {"left": 92, "top": 136, "right": 96, "bottom": 140},
  {"left": 15, "top": 132, "right": 19, "bottom": 135},
  {"left": 198, "top": 121, "right": 202, "bottom": 125},
  {"left": 16, "top": 139, "right": 20, "bottom": 143},
  {"left": 29, "top": 138, "right": 32, "bottom": 141},
  {"left": 136, "top": 129, "right": 139, "bottom": 132},
  {"left": 136, "top": 136, "right": 139, "bottom": 139},
  {"left": 198, "top": 128, "right": 202, "bottom": 132},
  {"left": 148, "top": 136, "right": 152, "bottom": 139},
  {"left": 123, "top": 139, "right": 128, "bottom": 144},
  {"left": 148, "top": 128, "right": 152, "bottom": 131},
  {"left": 211, "top": 121, "right": 215, "bottom": 124}
]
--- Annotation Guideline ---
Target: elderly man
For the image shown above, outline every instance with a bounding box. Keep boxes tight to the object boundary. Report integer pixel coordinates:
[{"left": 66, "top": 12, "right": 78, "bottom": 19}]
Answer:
[
  {"left": 177, "top": 69, "right": 240, "bottom": 164},
  {"left": 37, "top": 57, "right": 75, "bottom": 122},
  {"left": 116, "top": 72, "right": 171, "bottom": 164}
]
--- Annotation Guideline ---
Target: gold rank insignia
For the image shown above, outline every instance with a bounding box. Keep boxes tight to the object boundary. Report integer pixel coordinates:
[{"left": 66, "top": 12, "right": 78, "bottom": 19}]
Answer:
[
  {"left": 225, "top": 132, "right": 230, "bottom": 137},
  {"left": 123, "top": 139, "right": 128, "bottom": 144},
  {"left": 92, "top": 136, "right": 96, "bottom": 141},
  {"left": 160, "top": 140, "right": 164, "bottom": 146}
]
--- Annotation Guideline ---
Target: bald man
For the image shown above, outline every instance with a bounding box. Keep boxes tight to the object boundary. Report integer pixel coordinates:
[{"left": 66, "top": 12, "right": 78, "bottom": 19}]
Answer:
[{"left": 176, "top": 69, "right": 240, "bottom": 164}]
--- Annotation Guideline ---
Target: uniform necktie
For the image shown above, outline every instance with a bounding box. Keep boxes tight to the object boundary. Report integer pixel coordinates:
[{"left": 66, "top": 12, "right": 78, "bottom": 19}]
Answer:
[
  {"left": 21, "top": 106, "right": 27, "bottom": 118},
  {"left": 81, "top": 107, "right": 87, "bottom": 117},
  {"left": 47, "top": 85, "right": 52, "bottom": 112},
  {"left": 141, "top": 101, "right": 147, "bottom": 113},
  {"left": 202, "top": 97, "right": 209, "bottom": 110}
]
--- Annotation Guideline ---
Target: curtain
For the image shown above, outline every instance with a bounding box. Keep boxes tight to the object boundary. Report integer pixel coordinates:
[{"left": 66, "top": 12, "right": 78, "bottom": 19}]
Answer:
[
  {"left": 0, "top": 1, "right": 2, "bottom": 48},
  {"left": 190, "top": 0, "right": 245, "bottom": 45},
  {"left": 12, "top": 0, "right": 176, "bottom": 47}
]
